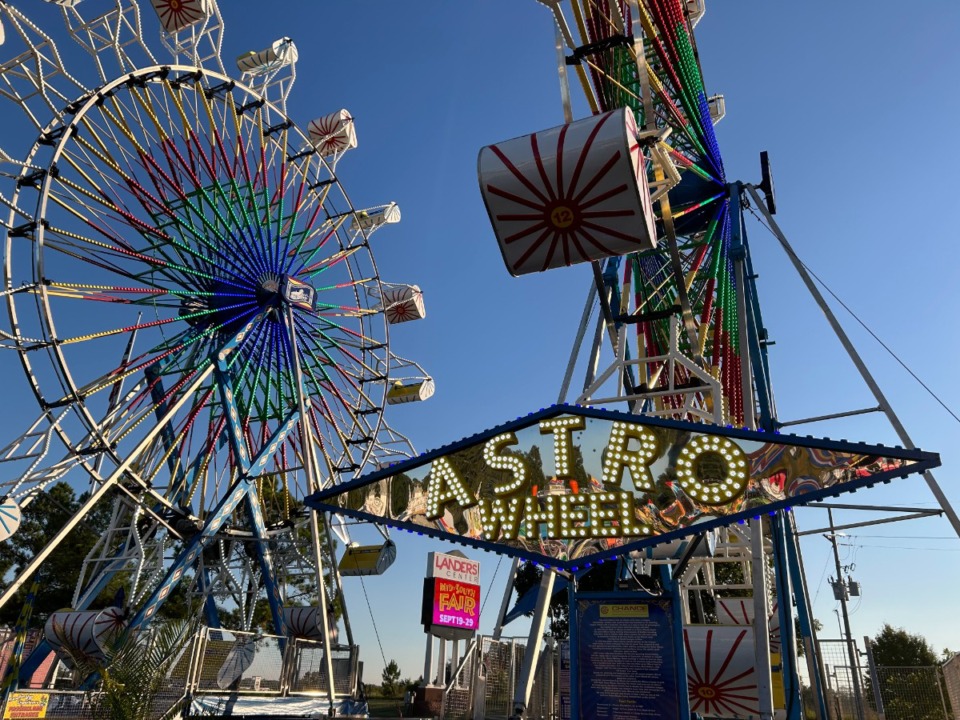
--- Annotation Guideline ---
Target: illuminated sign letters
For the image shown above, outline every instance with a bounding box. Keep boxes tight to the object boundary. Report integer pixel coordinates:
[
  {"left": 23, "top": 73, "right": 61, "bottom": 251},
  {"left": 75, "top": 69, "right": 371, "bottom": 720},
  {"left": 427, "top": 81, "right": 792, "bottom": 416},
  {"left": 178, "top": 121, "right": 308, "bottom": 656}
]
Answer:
[{"left": 307, "top": 405, "right": 938, "bottom": 570}]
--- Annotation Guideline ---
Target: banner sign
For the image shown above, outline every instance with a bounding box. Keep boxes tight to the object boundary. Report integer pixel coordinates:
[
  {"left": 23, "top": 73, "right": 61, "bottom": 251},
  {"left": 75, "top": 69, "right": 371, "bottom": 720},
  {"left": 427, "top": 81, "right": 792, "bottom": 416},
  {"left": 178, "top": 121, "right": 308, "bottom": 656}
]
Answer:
[
  {"left": 307, "top": 405, "right": 938, "bottom": 571},
  {"left": 421, "top": 551, "right": 481, "bottom": 638},
  {"left": 578, "top": 598, "right": 679, "bottom": 719},
  {"left": 428, "top": 551, "right": 480, "bottom": 585},
  {"left": 430, "top": 578, "right": 480, "bottom": 631},
  {"left": 3, "top": 693, "right": 49, "bottom": 720}
]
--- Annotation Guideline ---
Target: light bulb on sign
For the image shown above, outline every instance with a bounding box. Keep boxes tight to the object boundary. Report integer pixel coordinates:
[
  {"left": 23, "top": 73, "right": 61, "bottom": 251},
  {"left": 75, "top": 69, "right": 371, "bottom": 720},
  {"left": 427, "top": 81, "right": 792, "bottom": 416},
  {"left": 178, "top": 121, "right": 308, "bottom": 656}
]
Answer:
[
  {"left": 538, "top": 416, "right": 585, "bottom": 477},
  {"left": 483, "top": 432, "right": 527, "bottom": 495},
  {"left": 601, "top": 421, "right": 659, "bottom": 491},
  {"left": 675, "top": 435, "right": 749, "bottom": 507}
]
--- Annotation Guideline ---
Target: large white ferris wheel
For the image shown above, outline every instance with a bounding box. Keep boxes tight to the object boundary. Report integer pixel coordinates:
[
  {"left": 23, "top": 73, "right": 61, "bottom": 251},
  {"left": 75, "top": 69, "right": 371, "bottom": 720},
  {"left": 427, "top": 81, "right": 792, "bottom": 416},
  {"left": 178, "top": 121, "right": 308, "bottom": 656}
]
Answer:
[{"left": 0, "top": 0, "right": 430, "bottom": 672}]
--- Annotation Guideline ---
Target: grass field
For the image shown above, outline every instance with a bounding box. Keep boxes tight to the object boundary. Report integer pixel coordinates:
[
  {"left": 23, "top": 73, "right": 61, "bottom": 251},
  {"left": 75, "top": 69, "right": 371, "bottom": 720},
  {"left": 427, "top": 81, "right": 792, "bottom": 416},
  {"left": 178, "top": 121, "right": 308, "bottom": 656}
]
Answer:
[{"left": 365, "top": 696, "right": 411, "bottom": 717}]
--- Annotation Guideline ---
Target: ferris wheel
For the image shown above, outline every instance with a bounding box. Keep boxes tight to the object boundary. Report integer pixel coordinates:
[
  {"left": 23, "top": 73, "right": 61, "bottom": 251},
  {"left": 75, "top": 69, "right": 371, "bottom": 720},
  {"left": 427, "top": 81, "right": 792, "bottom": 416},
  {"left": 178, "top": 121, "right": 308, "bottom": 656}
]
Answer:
[{"left": 0, "top": 0, "right": 429, "bottom": 678}]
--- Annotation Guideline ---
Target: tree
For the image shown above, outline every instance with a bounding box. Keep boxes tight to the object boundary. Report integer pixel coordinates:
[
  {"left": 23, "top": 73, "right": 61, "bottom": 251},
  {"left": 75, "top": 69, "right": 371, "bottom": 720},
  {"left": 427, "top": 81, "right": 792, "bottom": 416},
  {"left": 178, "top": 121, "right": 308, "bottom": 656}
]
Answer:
[
  {"left": 866, "top": 624, "right": 946, "bottom": 720},
  {"left": 0, "top": 482, "right": 116, "bottom": 625},
  {"left": 512, "top": 562, "right": 567, "bottom": 639},
  {"left": 794, "top": 617, "right": 823, "bottom": 658},
  {"left": 871, "top": 624, "right": 937, "bottom": 666},
  {"left": 381, "top": 659, "right": 401, "bottom": 698},
  {"left": 401, "top": 675, "right": 422, "bottom": 693}
]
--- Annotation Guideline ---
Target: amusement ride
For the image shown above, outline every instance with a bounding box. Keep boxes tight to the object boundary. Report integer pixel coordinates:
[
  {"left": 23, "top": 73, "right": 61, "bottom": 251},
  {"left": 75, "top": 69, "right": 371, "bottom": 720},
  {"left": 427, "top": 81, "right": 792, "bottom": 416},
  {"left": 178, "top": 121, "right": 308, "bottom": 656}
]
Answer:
[
  {"left": 0, "top": 1, "right": 955, "bottom": 720},
  {"left": 465, "top": 1, "right": 960, "bottom": 718},
  {"left": 0, "top": 0, "right": 431, "bottom": 708}
]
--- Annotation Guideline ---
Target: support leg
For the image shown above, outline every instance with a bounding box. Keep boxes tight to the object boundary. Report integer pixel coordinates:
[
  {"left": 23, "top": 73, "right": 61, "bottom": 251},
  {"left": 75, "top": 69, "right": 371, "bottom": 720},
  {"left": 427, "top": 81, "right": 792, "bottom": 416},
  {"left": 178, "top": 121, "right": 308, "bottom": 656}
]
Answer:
[
  {"left": 746, "top": 184, "right": 960, "bottom": 539},
  {"left": 751, "top": 518, "right": 775, "bottom": 720},
  {"left": 509, "top": 570, "right": 555, "bottom": 719}
]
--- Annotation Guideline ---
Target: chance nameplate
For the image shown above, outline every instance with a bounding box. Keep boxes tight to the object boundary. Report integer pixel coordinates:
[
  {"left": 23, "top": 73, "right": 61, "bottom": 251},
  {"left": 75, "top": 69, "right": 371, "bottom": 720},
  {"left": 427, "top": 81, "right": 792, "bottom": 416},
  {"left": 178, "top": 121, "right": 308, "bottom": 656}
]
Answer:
[{"left": 306, "top": 405, "right": 938, "bottom": 570}]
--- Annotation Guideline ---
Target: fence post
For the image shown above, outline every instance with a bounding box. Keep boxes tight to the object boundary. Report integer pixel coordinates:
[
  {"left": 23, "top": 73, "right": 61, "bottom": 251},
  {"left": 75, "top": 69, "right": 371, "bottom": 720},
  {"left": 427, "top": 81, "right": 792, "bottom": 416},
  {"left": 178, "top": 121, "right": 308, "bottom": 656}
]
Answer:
[
  {"left": 279, "top": 637, "right": 296, "bottom": 696},
  {"left": 188, "top": 628, "right": 207, "bottom": 695},
  {"left": 863, "top": 636, "right": 885, "bottom": 720},
  {"left": 937, "top": 666, "right": 951, "bottom": 720},
  {"left": 545, "top": 636, "right": 555, "bottom": 720},
  {"left": 507, "top": 639, "right": 516, "bottom": 715},
  {"left": 471, "top": 637, "right": 487, "bottom": 720}
]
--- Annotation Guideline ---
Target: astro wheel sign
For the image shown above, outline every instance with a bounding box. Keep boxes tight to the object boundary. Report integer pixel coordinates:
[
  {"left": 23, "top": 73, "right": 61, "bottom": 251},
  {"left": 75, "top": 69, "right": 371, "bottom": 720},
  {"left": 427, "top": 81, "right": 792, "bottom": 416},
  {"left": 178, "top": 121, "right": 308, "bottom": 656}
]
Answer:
[{"left": 306, "top": 405, "right": 939, "bottom": 571}]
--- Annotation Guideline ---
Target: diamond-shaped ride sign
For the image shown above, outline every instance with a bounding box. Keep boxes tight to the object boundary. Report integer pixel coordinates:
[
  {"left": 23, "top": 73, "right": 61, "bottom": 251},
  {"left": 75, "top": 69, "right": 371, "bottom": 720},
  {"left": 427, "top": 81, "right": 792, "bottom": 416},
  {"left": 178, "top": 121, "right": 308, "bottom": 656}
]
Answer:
[{"left": 305, "top": 405, "right": 939, "bottom": 571}]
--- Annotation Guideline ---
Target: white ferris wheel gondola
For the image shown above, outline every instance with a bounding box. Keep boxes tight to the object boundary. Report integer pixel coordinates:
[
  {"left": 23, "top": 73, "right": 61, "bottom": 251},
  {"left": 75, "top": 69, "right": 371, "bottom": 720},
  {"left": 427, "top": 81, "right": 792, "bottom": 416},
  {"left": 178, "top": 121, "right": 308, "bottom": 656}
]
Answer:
[
  {"left": 150, "top": 0, "right": 214, "bottom": 33},
  {"left": 307, "top": 108, "right": 358, "bottom": 169},
  {"left": 236, "top": 36, "right": 297, "bottom": 76},
  {"left": 44, "top": 607, "right": 126, "bottom": 663},
  {"left": 350, "top": 201, "right": 401, "bottom": 236},
  {"left": 384, "top": 354, "right": 434, "bottom": 405},
  {"left": 378, "top": 283, "right": 426, "bottom": 325}
]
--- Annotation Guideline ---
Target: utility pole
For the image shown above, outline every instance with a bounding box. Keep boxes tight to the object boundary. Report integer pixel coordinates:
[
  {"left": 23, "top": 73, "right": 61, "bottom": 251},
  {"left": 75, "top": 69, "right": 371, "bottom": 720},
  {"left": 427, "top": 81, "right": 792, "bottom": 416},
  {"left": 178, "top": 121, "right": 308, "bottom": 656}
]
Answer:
[{"left": 826, "top": 509, "right": 865, "bottom": 720}]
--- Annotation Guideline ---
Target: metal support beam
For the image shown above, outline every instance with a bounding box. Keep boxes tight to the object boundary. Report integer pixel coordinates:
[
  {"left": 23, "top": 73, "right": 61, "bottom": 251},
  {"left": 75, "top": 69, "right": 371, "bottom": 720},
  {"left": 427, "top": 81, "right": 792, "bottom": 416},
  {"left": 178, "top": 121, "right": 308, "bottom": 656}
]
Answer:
[
  {"left": 811, "top": 503, "right": 939, "bottom": 513},
  {"left": 777, "top": 406, "right": 881, "bottom": 428},
  {"left": 785, "top": 514, "right": 829, "bottom": 720},
  {"left": 751, "top": 518, "right": 775, "bottom": 720},
  {"left": 731, "top": 184, "right": 756, "bottom": 429},
  {"left": 509, "top": 569, "right": 555, "bottom": 719},
  {"left": 558, "top": 283, "right": 597, "bottom": 404},
  {"left": 0, "top": 364, "right": 214, "bottom": 613},
  {"left": 863, "top": 636, "right": 886, "bottom": 720},
  {"left": 746, "top": 183, "right": 960, "bottom": 539},
  {"left": 796, "top": 510, "right": 941, "bottom": 536},
  {"left": 771, "top": 513, "right": 803, "bottom": 720},
  {"left": 671, "top": 533, "right": 704, "bottom": 581},
  {"left": 288, "top": 305, "right": 338, "bottom": 713}
]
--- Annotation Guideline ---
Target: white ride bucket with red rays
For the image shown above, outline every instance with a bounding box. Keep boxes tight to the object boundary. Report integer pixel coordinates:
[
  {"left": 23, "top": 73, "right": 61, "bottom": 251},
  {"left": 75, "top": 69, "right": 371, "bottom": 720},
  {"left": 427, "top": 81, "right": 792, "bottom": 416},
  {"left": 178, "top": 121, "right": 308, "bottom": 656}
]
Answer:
[{"left": 478, "top": 108, "right": 657, "bottom": 276}]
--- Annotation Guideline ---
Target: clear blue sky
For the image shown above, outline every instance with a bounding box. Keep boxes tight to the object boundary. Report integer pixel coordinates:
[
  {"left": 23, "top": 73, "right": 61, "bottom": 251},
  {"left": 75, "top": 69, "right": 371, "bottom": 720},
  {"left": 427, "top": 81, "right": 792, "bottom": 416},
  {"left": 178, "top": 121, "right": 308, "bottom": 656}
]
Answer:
[{"left": 2, "top": 0, "right": 959, "bottom": 683}]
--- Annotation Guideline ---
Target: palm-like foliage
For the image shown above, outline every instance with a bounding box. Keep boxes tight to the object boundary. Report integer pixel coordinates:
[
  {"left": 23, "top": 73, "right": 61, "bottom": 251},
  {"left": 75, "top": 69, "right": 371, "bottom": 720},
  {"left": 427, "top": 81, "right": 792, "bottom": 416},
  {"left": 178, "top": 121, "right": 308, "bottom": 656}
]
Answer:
[{"left": 51, "top": 619, "right": 197, "bottom": 720}]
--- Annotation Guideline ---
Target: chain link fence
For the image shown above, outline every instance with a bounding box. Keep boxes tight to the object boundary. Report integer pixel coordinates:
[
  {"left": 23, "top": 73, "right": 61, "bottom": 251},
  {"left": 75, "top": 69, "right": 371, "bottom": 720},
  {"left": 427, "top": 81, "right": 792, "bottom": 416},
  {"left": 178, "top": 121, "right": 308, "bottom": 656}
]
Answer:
[
  {"left": 818, "top": 638, "right": 875, "bottom": 720},
  {"left": 815, "top": 638, "right": 953, "bottom": 720},
  {"left": 193, "top": 629, "right": 284, "bottom": 694},
  {"left": 873, "top": 666, "right": 951, "bottom": 720},
  {"left": 1, "top": 626, "right": 361, "bottom": 720},
  {"left": 438, "top": 635, "right": 556, "bottom": 720},
  {"left": 287, "top": 640, "right": 358, "bottom": 696},
  {"left": 943, "top": 654, "right": 960, "bottom": 720},
  {"left": 438, "top": 638, "right": 479, "bottom": 720}
]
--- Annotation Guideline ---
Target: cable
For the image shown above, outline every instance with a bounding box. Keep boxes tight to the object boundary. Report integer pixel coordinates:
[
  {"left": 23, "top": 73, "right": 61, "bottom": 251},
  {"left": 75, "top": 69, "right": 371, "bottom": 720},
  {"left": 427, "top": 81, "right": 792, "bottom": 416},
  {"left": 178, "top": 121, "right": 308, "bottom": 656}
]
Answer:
[
  {"left": 478, "top": 555, "right": 503, "bottom": 620},
  {"left": 843, "top": 543, "right": 960, "bottom": 552},
  {"left": 812, "top": 553, "right": 831, "bottom": 605},
  {"left": 357, "top": 573, "right": 388, "bottom": 670},
  {"left": 847, "top": 534, "right": 958, "bottom": 540},
  {"left": 746, "top": 204, "right": 960, "bottom": 426}
]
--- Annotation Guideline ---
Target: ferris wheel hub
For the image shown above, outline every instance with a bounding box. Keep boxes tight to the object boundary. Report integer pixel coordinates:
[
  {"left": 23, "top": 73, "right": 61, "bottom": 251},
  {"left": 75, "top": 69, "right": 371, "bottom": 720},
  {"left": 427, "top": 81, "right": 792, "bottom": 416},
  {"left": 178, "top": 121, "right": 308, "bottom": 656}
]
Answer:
[{"left": 254, "top": 272, "right": 284, "bottom": 307}]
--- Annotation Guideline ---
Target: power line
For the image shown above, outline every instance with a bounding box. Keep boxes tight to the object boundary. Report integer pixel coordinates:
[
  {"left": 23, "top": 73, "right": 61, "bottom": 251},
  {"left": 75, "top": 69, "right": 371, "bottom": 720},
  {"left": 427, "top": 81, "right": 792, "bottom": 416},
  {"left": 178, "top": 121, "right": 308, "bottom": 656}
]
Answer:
[
  {"left": 812, "top": 552, "right": 831, "bottom": 605},
  {"left": 845, "top": 543, "right": 960, "bottom": 552},
  {"left": 746, "top": 204, "right": 960, "bottom": 426},
  {"left": 847, "top": 534, "right": 959, "bottom": 540}
]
